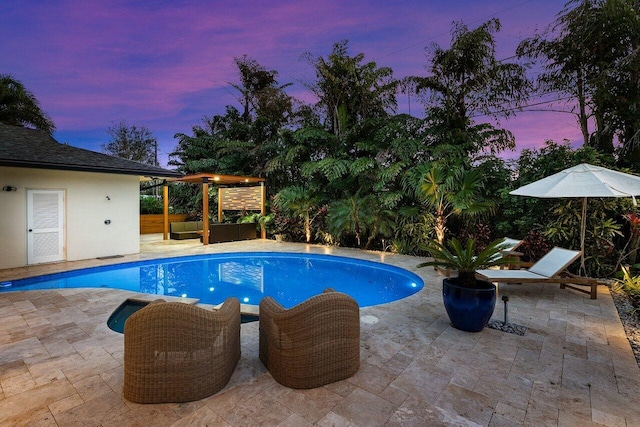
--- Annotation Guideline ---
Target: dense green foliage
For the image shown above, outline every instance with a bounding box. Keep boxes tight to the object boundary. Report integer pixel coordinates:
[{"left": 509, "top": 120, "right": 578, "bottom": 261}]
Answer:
[
  {"left": 3, "top": 1, "right": 633, "bottom": 278},
  {"left": 140, "top": 196, "right": 164, "bottom": 214},
  {"left": 165, "top": 3, "right": 640, "bottom": 277}
]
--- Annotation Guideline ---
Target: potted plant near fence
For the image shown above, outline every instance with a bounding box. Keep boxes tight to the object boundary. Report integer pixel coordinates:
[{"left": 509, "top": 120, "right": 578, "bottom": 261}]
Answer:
[{"left": 419, "top": 238, "right": 511, "bottom": 332}]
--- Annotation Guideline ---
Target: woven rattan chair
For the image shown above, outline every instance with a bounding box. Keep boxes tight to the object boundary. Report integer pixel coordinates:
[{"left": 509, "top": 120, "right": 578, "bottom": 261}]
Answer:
[
  {"left": 259, "top": 288, "right": 360, "bottom": 389},
  {"left": 123, "top": 298, "right": 241, "bottom": 403}
]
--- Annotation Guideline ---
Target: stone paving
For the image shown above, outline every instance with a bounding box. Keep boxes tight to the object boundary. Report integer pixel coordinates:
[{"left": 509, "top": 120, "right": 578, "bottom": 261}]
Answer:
[{"left": 1, "top": 235, "right": 639, "bottom": 426}]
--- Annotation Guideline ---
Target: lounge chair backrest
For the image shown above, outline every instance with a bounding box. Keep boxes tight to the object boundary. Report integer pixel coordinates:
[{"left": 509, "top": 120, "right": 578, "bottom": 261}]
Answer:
[
  {"left": 528, "top": 247, "right": 581, "bottom": 278},
  {"left": 123, "top": 298, "right": 241, "bottom": 403},
  {"left": 501, "top": 238, "right": 523, "bottom": 252},
  {"left": 259, "top": 289, "right": 360, "bottom": 389}
]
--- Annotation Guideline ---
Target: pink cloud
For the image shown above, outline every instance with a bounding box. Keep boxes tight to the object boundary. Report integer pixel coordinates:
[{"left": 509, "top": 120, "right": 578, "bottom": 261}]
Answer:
[{"left": 1, "top": 0, "right": 576, "bottom": 163}]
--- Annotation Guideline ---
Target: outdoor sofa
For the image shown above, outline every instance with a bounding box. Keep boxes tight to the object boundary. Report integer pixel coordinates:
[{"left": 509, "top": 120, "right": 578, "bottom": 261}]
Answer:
[
  {"left": 208, "top": 223, "right": 257, "bottom": 243},
  {"left": 170, "top": 221, "right": 257, "bottom": 242},
  {"left": 169, "top": 221, "right": 204, "bottom": 240}
]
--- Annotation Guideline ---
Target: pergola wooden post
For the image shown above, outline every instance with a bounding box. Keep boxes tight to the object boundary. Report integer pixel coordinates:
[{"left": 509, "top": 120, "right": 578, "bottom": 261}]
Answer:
[
  {"left": 163, "top": 182, "right": 169, "bottom": 240},
  {"left": 202, "top": 177, "right": 209, "bottom": 246},
  {"left": 260, "top": 182, "right": 266, "bottom": 239},
  {"left": 218, "top": 187, "right": 224, "bottom": 222}
]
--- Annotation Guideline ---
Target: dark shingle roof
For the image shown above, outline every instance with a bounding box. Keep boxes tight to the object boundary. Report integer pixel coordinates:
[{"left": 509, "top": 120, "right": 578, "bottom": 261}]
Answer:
[{"left": 0, "top": 123, "right": 181, "bottom": 178}]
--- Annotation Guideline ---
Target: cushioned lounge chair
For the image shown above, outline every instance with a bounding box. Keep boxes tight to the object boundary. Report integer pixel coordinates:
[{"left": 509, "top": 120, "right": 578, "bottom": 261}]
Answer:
[
  {"left": 476, "top": 247, "right": 602, "bottom": 299},
  {"left": 259, "top": 288, "right": 360, "bottom": 389},
  {"left": 123, "top": 298, "right": 241, "bottom": 403}
]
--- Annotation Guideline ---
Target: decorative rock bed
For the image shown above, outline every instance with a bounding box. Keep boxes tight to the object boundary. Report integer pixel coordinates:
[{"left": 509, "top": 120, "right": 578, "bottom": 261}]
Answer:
[
  {"left": 610, "top": 285, "right": 640, "bottom": 368},
  {"left": 487, "top": 319, "right": 527, "bottom": 336}
]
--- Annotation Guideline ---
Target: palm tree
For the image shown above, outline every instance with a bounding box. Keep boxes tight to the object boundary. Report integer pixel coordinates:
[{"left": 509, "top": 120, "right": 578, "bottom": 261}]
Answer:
[
  {"left": 328, "top": 196, "right": 368, "bottom": 247},
  {"left": 419, "top": 162, "right": 494, "bottom": 244},
  {"left": 302, "top": 40, "right": 397, "bottom": 140},
  {"left": 362, "top": 197, "right": 395, "bottom": 250},
  {"left": 328, "top": 194, "right": 394, "bottom": 249},
  {"left": 0, "top": 74, "right": 55, "bottom": 133},
  {"left": 273, "top": 186, "right": 319, "bottom": 243}
]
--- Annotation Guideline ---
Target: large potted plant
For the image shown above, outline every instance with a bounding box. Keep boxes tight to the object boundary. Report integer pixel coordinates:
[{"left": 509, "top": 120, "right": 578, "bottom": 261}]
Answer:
[{"left": 419, "top": 238, "right": 511, "bottom": 332}]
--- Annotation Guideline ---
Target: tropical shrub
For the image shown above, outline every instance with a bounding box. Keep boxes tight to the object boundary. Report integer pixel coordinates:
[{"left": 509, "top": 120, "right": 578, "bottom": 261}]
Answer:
[
  {"left": 619, "top": 213, "right": 640, "bottom": 268},
  {"left": 269, "top": 195, "right": 306, "bottom": 241},
  {"left": 140, "top": 195, "right": 164, "bottom": 214},
  {"left": 327, "top": 194, "right": 395, "bottom": 249},
  {"left": 612, "top": 266, "right": 640, "bottom": 315},
  {"left": 543, "top": 199, "right": 624, "bottom": 276},
  {"left": 391, "top": 206, "right": 435, "bottom": 255},
  {"left": 459, "top": 223, "right": 493, "bottom": 252},
  {"left": 273, "top": 186, "right": 321, "bottom": 243},
  {"left": 519, "top": 230, "right": 552, "bottom": 263}
]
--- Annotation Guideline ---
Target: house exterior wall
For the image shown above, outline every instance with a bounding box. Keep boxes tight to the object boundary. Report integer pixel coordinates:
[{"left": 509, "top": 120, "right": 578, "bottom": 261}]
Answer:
[{"left": 0, "top": 166, "right": 140, "bottom": 269}]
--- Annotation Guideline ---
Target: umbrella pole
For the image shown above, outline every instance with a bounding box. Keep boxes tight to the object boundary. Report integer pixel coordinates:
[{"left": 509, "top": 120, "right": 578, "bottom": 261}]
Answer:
[{"left": 580, "top": 197, "right": 587, "bottom": 275}]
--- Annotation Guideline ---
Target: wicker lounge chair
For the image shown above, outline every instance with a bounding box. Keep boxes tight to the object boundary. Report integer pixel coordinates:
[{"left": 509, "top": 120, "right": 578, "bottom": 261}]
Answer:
[
  {"left": 123, "top": 298, "right": 241, "bottom": 403},
  {"left": 259, "top": 288, "right": 360, "bottom": 389},
  {"left": 476, "top": 247, "right": 602, "bottom": 299}
]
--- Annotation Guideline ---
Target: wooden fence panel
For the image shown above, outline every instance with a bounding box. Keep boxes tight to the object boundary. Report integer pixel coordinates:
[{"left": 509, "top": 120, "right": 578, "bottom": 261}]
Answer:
[{"left": 140, "top": 214, "right": 187, "bottom": 234}]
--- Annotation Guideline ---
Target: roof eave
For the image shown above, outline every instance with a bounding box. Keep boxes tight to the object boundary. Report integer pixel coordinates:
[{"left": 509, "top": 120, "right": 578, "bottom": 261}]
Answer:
[{"left": 0, "top": 159, "right": 183, "bottom": 178}]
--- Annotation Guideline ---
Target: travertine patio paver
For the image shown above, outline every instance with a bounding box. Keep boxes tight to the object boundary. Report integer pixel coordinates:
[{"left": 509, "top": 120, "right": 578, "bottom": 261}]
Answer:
[{"left": 0, "top": 236, "right": 639, "bottom": 426}]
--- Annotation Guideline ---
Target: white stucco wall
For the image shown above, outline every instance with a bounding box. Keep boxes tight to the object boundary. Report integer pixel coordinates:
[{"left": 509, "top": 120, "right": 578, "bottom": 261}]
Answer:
[{"left": 0, "top": 166, "right": 140, "bottom": 269}]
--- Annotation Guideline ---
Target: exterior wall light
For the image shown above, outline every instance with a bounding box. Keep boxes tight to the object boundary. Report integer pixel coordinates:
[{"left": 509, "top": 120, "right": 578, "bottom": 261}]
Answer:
[{"left": 2, "top": 186, "right": 17, "bottom": 192}]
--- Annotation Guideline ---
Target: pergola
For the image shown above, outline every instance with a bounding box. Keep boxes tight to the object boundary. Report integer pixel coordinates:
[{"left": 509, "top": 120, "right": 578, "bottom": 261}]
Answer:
[{"left": 162, "top": 173, "right": 266, "bottom": 245}]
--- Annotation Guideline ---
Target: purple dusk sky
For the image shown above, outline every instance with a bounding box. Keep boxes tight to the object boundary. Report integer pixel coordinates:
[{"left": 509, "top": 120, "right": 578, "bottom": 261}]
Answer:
[{"left": 1, "top": 0, "right": 577, "bottom": 167}]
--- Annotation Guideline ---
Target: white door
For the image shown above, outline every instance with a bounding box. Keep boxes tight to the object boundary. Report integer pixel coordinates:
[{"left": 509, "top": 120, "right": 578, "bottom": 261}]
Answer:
[{"left": 27, "top": 190, "right": 65, "bottom": 264}]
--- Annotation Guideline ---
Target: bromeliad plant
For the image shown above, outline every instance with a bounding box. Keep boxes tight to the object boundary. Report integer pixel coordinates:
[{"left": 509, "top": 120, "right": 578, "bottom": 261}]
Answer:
[
  {"left": 418, "top": 238, "right": 513, "bottom": 287},
  {"left": 613, "top": 265, "right": 640, "bottom": 314}
]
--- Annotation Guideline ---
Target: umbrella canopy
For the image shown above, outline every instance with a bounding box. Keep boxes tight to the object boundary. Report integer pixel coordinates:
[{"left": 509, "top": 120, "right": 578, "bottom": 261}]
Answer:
[
  {"left": 510, "top": 163, "right": 640, "bottom": 273},
  {"left": 511, "top": 163, "right": 640, "bottom": 200}
]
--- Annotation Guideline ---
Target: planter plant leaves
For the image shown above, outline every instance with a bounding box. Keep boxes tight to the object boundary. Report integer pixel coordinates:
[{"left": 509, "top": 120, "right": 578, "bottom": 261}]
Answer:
[{"left": 419, "top": 238, "right": 512, "bottom": 332}]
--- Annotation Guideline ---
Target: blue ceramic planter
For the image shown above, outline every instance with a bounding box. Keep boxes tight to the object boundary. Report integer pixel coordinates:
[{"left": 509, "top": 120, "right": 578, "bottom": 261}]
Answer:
[{"left": 442, "top": 277, "right": 496, "bottom": 332}]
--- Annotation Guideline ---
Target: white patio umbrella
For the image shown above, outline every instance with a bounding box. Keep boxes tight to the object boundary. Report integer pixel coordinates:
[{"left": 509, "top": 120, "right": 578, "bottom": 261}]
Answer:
[{"left": 510, "top": 163, "right": 640, "bottom": 273}]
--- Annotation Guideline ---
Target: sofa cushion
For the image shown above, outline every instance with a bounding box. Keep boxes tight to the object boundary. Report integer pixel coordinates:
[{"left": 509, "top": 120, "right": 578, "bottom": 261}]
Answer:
[
  {"left": 170, "top": 222, "right": 185, "bottom": 233},
  {"left": 170, "top": 221, "right": 206, "bottom": 239}
]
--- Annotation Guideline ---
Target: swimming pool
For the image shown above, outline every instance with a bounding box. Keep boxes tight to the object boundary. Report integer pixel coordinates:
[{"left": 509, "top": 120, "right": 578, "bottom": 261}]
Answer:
[{"left": 0, "top": 252, "right": 423, "bottom": 307}]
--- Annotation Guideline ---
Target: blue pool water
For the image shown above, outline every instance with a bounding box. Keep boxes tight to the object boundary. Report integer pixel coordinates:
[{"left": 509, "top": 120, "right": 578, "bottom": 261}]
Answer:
[{"left": 0, "top": 252, "right": 423, "bottom": 308}]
